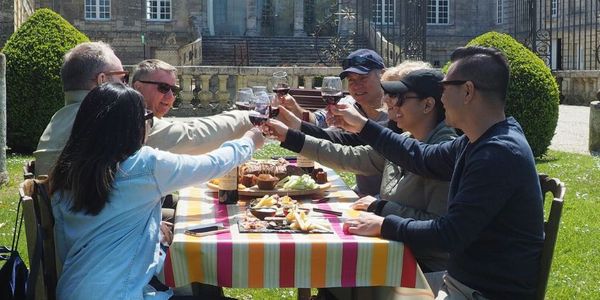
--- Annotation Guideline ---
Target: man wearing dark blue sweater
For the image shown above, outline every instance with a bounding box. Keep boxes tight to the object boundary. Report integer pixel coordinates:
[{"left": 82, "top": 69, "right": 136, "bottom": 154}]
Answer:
[{"left": 329, "top": 47, "right": 544, "bottom": 299}]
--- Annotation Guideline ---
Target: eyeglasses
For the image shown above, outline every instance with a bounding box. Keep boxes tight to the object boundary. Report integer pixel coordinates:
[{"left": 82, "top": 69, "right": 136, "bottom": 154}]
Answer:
[
  {"left": 384, "top": 93, "right": 421, "bottom": 107},
  {"left": 138, "top": 80, "right": 182, "bottom": 94},
  {"left": 104, "top": 71, "right": 129, "bottom": 84},
  {"left": 341, "top": 56, "right": 384, "bottom": 70},
  {"left": 439, "top": 80, "right": 468, "bottom": 87}
]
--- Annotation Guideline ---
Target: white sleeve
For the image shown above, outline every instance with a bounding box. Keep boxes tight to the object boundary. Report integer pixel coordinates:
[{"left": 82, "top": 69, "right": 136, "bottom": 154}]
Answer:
[{"left": 149, "top": 137, "right": 254, "bottom": 195}]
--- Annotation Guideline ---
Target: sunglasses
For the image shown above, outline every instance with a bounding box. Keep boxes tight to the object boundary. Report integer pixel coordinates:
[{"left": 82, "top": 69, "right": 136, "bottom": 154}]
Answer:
[
  {"left": 385, "top": 93, "right": 422, "bottom": 107},
  {"left": 104, "top": 71, "right": 130, "bottom": 84},
  {"left": 439, "top": 80, "right": 468, "bottom": 87},
  {"left": 138, "top": 80, "right": 182, "bottom": 94},
  {"left": 341, "top": 56, "right": 384, "bottom": 70}
]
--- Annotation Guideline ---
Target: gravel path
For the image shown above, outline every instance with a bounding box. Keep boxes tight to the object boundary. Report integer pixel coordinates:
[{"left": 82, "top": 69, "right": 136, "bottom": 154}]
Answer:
[{"left": 549, "top": 105, "right": 590, "bottom": 155}]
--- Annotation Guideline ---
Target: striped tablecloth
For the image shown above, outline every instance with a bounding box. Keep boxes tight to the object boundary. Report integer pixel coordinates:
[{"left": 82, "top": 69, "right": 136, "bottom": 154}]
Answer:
[{"left": 163, "top": 168, "right": 432, "bottom": 297}]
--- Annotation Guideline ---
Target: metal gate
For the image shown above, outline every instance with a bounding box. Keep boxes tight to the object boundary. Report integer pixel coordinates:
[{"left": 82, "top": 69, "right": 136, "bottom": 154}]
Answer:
[
  {"left": 312, "top": 0, "right": 427, "bottom": 67},
  {"left": 513, "top": 0, "right": 600, "bottom": 70}
]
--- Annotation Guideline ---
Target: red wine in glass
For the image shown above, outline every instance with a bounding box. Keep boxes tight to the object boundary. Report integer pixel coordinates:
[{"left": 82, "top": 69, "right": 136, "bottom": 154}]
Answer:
[
  {"left": 249, "top": 115, "right": 268, "bottom": 126},
  {"left": 269, "top": 106, "right": 279, "bottom": 118},
  {"left": 273, "top": 87, "right": 290, "bottom": 96},
  {"left": 322, "top": 92, "right": 344, "bottom": 105}
]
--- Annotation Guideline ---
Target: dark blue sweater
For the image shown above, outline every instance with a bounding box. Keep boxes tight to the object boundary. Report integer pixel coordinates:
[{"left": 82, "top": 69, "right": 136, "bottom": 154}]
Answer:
[{"left": 359, "top": 117, "right": 544, "bottom": 299}]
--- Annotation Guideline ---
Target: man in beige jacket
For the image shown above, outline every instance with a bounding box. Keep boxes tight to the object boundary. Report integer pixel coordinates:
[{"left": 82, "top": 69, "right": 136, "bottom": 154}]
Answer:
[{"left": 35, "top": 42, "right": 253, "bottom": 176}]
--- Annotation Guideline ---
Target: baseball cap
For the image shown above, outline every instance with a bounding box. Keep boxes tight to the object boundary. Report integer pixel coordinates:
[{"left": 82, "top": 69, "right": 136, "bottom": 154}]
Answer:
[
  {"left": 339, "top": 49, "right": 385, "bottom": 79},
  {"left": 380, "top": 69, "right": 444, "bottom": 101}
]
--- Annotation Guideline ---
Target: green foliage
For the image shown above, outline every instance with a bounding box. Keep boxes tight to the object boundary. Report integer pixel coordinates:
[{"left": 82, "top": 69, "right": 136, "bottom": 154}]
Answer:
[
  {"left": 2, "top": 9, "right": 89, "bottom": 153},
  {"left": 463, "top": 32, "right": 560, "bottom": 157}
]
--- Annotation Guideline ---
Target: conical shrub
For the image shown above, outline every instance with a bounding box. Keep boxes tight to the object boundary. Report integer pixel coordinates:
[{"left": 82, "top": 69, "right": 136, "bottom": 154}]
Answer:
[
  {"left": 3, "top": 8, "right": 89, "bottom": 153},
  {"left": 465, "top": 32, "right": 560, "bottom": 158}
]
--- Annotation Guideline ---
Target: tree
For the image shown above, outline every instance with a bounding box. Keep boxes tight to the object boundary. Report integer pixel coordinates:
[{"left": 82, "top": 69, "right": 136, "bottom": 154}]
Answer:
[
  {"left": 3, "top": 8, "right": 89, "bottom": 153},
  {"left": 465, "top": 32, "right": 560, "bottom": 157}
]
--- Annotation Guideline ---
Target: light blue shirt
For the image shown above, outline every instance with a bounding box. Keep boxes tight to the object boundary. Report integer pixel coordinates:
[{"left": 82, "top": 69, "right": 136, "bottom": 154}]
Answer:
[{"left": 52, "top": 138, "right": 254, "bottom": 300}]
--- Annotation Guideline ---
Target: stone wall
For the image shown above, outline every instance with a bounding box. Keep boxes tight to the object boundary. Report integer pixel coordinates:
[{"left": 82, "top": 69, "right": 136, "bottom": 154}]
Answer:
[
  {"left": 35, "top": 0, "right": 203, "bottom": 65},
  {"left": 121, "top": 65, "right": 342, "bottom": 117},
  {"left": 0, "top": 0, "right": 15, "bottom": 48},
  {"left": 554, "top": 70, "right": 600, "bottom": 106}
]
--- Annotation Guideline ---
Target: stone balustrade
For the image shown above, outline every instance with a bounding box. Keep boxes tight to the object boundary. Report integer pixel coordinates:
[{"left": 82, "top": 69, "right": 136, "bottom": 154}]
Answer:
[
  {"left": 124, "top": 65, "right": 343, "bottom": 117},
  {"left": 553, "top": 70, "right": 600, "bottom": 106}
]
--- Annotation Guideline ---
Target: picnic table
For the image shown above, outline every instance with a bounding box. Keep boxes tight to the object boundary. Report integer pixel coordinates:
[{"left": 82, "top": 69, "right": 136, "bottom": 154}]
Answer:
[{"left": 162, "top": 165, "right": 433, "bottom": 299}]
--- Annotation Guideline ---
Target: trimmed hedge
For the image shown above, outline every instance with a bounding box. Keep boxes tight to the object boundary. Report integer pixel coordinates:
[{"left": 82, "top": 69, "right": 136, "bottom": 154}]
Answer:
[
  {"left": 3, "top": 9, "right": 89, "bottom": 153},
  {"left": 463, "top": 32, "right": 560, "bottom": 157}
]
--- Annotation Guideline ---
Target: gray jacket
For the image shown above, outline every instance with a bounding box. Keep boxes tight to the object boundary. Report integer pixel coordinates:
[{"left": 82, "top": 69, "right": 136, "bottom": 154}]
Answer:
[
  {"left": 34, "top": 90, "right": 253, "bottom": 175},
  {"left": 299, "top": 121, "right": 457, "bottom": 271}
]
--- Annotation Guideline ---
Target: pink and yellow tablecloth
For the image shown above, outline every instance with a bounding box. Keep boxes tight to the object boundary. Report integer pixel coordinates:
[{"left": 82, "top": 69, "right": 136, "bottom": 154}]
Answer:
[{"left": 163, "top": 168, "right": 432, "bottom": 297}]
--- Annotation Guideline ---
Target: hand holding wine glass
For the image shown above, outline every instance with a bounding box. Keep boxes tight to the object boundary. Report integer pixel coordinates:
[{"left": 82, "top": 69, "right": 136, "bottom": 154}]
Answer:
[
  {"left": 271, "top": 71, "right": 289, "bottom": 115},
  {"left": 321, "top": 76, "right": 343, "bottom": 106}
]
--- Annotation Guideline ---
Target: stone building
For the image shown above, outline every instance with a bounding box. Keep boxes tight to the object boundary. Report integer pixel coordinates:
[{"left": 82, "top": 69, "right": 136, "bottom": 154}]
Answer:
[{"left": 1, "top": 0, "right": 597, "bottom": 70}]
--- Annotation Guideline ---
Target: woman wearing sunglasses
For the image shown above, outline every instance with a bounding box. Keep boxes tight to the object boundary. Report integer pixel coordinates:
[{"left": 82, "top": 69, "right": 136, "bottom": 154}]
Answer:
[
  {"left": 49, "top": 82, "right": 264, "bottom": 300},
  {"left": 265, "top": 67, "right": 456, "bottom": 280}
]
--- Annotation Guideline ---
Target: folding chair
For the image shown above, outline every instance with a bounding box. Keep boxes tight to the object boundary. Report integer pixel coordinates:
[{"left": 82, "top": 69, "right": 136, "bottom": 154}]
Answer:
[
  {"left": 20, "top": 179, "right": 57, "bottom": 300},
  {"left": 536, "top": 174, "right": 565, "bottom": 300}
]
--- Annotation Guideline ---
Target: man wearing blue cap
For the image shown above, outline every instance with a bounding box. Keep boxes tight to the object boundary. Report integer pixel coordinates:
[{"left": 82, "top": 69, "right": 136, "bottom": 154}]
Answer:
[
  {"left": 283, "top": 49, "right": 387, "bottom": 128},
  {"left": 277, "top": 49, "right": 388, "bottom": 196}
]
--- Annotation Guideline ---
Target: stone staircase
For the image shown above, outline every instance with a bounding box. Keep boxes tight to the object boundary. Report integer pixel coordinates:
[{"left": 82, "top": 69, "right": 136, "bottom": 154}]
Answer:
[{"left": 201, "top": 36, "right": 366, "bottom": 66}]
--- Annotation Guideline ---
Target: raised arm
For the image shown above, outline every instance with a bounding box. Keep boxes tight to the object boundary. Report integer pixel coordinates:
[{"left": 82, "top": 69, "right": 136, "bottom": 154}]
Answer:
[{"left": 146, "top": 110, "right": 253, "bottom": 155}]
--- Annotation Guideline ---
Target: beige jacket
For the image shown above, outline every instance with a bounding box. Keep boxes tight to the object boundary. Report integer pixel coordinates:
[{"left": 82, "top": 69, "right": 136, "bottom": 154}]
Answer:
[{"left": 34, "top": 90, "right": 253, "bottom": 175}]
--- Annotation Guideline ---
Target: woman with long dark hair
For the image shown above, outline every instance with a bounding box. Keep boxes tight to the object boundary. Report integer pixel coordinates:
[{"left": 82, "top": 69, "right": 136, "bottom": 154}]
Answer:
[{"left": 49, "top": 82, "right": 264, "bottom": 299}]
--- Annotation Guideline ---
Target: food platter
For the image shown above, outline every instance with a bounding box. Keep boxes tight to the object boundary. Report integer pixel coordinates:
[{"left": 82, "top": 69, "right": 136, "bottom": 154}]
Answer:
[{"left": 206, "top": 180, "right": 331, "bottom": 196}]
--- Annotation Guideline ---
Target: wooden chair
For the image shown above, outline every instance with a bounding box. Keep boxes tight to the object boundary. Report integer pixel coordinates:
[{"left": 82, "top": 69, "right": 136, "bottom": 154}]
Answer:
[
  {"left": 288, "top": 88, "right": 328, "bottom": 111},
  {"left": 23, "top": 160, "right": 35, "bottom": 180},
  {"left": 20, "top": 179, "right": 58, "bottom": 300},
  {"left": 536, "top": 174, "right": 565, "bottom": 300},
  {"left": 288, "top": 88, "right": 350, "bottom": 112}
]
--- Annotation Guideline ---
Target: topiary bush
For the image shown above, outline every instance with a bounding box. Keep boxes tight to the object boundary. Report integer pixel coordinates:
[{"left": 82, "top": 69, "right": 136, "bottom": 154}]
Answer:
[
  {"left": 3, "top": 8, "right": 89, "bottom": 153},
  {"left": 462, "top": 32, "right": 559, "bottom": 158}
]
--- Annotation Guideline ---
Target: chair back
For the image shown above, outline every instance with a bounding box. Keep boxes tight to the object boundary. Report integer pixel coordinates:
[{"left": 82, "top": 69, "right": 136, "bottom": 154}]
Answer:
[
  {"left": 20, "top": 179, "right": 57, "bottom": 300},
  {"left": 536, "top": 174, "right": 565, "bottom": 300},
  {"left": 23, "top": 160, "right": 35, "bottom": 180}
]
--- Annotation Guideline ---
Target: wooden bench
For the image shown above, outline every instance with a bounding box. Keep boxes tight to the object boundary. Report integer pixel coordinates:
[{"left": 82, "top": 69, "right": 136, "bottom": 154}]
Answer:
[{"left": 288, "top": 88, "right": 350, "bottom": 112}]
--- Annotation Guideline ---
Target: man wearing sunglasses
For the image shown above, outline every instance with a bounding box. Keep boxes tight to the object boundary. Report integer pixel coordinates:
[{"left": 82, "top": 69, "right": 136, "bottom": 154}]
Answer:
[
  {"left": 131, "top": 59, "right": 253, "bottom": 156},
  {"left": 35, "top": 42, "right": 128, "bottom": 176},
  {"left": 329, "top": 46, "right": 544, "bottom": 299}
]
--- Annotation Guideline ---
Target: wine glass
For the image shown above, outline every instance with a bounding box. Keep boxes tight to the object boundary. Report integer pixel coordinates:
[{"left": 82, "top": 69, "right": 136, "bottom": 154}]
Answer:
[
  {"left": 321, "top": 76, "right": 343, "bottom": 105},
  {"left": 236, "top": 88, "right": 255, "bottom": 110},
  {"left": 249, "top": 92, "right": 269, "bottom": 126},
  {"left": 271, "top": 71, "right": 290, "bottom": 96}
]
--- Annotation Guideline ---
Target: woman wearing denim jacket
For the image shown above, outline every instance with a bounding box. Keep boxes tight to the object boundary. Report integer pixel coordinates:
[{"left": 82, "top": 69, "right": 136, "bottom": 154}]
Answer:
[{"left": 49, "top": 83, "right": 264, "bottom": 300}]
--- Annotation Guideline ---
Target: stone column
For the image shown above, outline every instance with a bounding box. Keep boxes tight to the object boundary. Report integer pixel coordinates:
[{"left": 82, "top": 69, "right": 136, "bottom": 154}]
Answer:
[
  {"left": 178, "top": 74, "right": 194, "bottom": 108},
  {"left": 590, "top": 100, "right": 600, "bottom": 153},
  {"left": 304, "top": 76, "right": 314, "bottom": 89},
  {"left": 246, "top": 0, "right": 258, "bottom": 36},
  {"left": 217, "top": 75, "right": 230, "bottom": 103},
  {"left": 0, "top": 53, "right": 7, "bottom": 185},
  {"left": 293, "top": 1, "right": 306, "bottom": 37},
  {"left": 199, "top": 74, "right": 213, "bottom": 103}
]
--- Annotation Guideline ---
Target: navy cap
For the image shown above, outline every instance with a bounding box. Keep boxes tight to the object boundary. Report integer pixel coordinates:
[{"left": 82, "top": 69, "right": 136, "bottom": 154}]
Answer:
[
  {"left": 339, "top": 49, "right": 385, "bottom": 79},
  {"left": 380, "top": 69, "right": 444, "bottom": 100}
]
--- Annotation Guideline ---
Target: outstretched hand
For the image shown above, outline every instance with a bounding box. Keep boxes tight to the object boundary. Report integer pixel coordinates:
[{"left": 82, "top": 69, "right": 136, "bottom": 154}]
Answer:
[
  {"left": 275, "top": 106, "right": 302, "bottom": 130},
  {"left": 328, "top": 104, "right": 369, "bottom": 133},
  {"left": 264, "top": 118, "right": 290, "bottom": 142},
  {"left": 243, "top": 127, "right": 266, "bottom": 149}
]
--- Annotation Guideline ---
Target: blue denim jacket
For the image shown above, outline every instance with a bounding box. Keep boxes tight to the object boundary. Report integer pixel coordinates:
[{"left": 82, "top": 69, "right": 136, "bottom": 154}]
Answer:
[{"left": 52, "top": 138, "right": 254, "bottom": 300}]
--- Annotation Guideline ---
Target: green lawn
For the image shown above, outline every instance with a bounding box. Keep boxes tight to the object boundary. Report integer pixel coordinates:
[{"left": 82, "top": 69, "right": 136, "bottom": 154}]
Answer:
[{"left": 1, "top": 146, "right": 598, "bottom": 299}]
